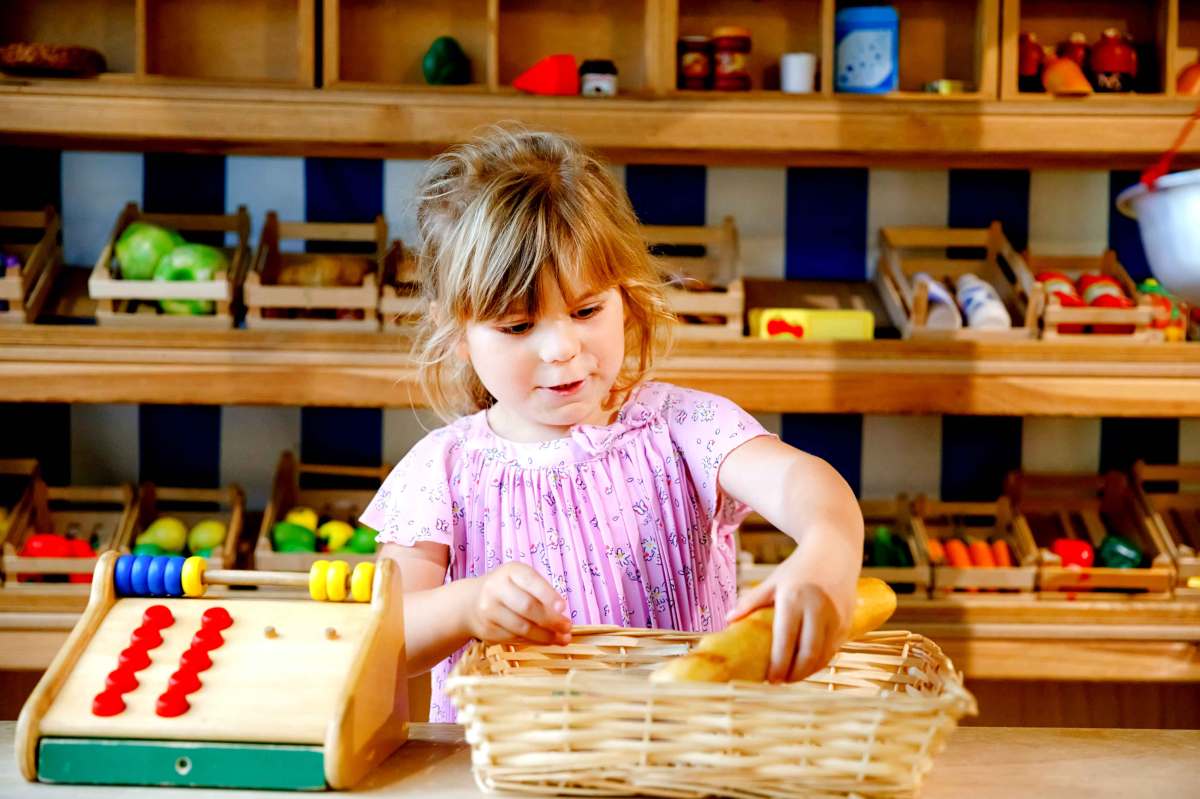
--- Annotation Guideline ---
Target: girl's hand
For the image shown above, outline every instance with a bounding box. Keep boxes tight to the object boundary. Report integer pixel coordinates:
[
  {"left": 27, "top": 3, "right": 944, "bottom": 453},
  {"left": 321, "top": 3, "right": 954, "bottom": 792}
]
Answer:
[
  {"left": 466, "top": 563, "right": 572, "bottom": 646},
  {"left": 725, "top": 551, "right": 855, "bottom": 683}
]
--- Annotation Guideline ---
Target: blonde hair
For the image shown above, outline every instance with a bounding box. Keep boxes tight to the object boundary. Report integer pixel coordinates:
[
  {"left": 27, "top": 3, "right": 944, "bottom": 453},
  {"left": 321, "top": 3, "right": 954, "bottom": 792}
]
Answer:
[{"left": 412, "top": 126, "right": 674, "bottom": 421}]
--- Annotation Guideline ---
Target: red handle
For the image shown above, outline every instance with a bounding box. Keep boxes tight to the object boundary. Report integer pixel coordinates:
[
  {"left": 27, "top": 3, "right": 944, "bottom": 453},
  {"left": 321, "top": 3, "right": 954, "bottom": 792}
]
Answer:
[{"left": 1141, "top": 100, "right": 1200, "bottom": 190}]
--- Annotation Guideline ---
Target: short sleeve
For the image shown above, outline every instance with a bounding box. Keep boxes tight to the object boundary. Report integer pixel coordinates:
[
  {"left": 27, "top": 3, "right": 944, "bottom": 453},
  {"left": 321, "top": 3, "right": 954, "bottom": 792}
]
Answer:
[
  {"left": 648, "top": 382, "right": 775, "bottom": 522},
  {"left": 359, "top": 425, "right": 465, "bottom": 551}
]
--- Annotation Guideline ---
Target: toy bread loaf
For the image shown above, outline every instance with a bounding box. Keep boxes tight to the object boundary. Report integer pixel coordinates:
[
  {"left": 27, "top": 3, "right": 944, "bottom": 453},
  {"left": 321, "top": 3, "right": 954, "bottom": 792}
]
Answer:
[{"left": 650, "top": 577, "right": 897, "bottom": 683}]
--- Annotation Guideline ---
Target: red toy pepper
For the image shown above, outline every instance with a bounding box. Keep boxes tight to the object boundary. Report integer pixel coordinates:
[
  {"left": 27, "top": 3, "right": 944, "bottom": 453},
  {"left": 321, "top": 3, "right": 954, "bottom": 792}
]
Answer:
[{"left": 1052, "top": 538, "right": 1094, "bottom": 568}]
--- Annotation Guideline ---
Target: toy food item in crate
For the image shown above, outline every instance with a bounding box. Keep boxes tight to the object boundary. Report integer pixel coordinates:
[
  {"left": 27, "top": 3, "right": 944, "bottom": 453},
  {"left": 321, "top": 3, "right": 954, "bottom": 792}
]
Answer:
[
  {"left": 88, "top": 203, "right": 250, "bottom": 328},
  {"left": 379, "top": 240, "right": 422, "bottom": 333},
  {"left": 1023, "top": 249, "right": 1159, "bottom": 340},
  {"left": 255, "top": 451, "right": 389, "bottom": 572},
  {"left": 748, "top": 307, "right": 874, "bottom": 340},
  {"left": 244, "top": 212, "right": 385, "bottom": 331},
  {"left": 737, "top": 498, "right": 930, "bottom": 595},
  {"left": 129, "top": 483, "right": 245, "bottom": 571},
  {"left": 876, "top": 223, "right": 1041, "bottom": 340},
  {"left": 647, "top": 216, "right": 743, "bottom": 340},
  {"left": 0, "top": 207, "right": 62, "bottom": 325},
  {"left": 1, "top": 479, "right": 137, "bottom": 591},
  {"left": 1006, "top": 470, "right": 1174, "bottom": 597},
  {"left": 910, "top": 494, "right": 1039, "bottom": 595},
  {"left": 1132, "top": 461, "right": 1200, "bottom": 594},
  {"left": 447, "top": 579, "right": 975, "bottom": 799}
]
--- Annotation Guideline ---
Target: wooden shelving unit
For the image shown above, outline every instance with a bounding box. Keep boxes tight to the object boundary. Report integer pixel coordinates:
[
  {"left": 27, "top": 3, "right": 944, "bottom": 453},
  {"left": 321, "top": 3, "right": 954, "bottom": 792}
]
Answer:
[{"left": 2, "top": 326, "right": 1200, "bottom": 415}]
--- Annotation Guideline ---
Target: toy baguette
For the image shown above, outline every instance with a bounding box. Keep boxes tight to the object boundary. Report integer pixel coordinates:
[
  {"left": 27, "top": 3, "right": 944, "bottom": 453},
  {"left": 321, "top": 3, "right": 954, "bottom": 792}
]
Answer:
[{"left": 650, "top": 577, "right": 897, "bottom": 683}]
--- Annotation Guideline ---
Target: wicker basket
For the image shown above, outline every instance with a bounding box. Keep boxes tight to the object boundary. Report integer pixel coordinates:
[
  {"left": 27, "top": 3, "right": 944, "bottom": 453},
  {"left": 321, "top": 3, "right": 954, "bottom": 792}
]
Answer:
[{"left": 447, "top": 627, "right": 976, "bottom": 799}]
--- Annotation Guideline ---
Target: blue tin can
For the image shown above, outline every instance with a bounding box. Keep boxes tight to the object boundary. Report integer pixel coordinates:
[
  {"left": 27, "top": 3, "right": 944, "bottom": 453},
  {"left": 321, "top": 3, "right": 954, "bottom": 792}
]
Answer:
[{"left": 835, "top": 6, "right": 899, "bottom": 93}]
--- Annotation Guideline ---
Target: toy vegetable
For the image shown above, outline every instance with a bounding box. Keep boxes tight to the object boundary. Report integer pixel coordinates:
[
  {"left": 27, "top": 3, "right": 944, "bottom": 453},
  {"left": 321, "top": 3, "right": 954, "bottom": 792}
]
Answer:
[
  {"left": 422, "top": 36, "right": 471, "bottom": 85},
  {"left": 649, "top": 578, "right": 896, "bottom": 683}
]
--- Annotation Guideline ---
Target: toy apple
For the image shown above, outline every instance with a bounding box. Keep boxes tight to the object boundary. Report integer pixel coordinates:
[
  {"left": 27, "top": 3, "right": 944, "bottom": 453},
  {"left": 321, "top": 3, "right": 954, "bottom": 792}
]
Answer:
[
  {"left": 137, "top": 516, "right": 187, "bottom": 553},
  {"left": 116, "top": 222, "right": 183, "bottom": 281},
  {"left": 187, "top": 519, "right": 227, "bottom": 556}
]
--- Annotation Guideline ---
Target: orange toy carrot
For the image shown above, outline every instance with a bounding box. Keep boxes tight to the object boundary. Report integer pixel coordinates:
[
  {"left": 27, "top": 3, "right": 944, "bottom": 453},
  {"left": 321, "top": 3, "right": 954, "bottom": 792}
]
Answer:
[
  {"left": 991, "top": 538, "right": 1013, "bottom": 568},
  {"left": 944, "top": 538, "right": 972, "bottom": 568},
  {"left": 925, "top": 537, "right": 946, "bottom": 565},
  {"left": 968, "top": 538, "right": 996, "bottom": 568}
]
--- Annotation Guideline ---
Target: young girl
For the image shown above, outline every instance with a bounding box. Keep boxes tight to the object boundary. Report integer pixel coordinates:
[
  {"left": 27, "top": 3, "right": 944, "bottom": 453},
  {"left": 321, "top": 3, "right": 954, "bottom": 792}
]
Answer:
[{"left": 360, "top": 127, "right": 863, "bottom": 722}]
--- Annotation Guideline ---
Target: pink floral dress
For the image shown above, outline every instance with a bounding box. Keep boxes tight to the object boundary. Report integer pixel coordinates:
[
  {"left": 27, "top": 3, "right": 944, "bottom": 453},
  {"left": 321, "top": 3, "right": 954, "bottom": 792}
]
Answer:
[{"left": 360, "top": 381, "right": 773, "bottom": 721}]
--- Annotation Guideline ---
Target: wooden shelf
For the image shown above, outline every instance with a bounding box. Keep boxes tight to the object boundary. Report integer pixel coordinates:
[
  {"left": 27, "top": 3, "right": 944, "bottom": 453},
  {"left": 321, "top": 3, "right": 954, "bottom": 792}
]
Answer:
[{"left": 3, "top": 326, "right": 1200, "bottom": 415}]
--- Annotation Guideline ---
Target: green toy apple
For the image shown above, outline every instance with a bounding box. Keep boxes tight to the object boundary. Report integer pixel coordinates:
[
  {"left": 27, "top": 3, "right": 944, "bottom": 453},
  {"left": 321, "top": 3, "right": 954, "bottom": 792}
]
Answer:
[
  {"left": 116, "top": 222, "right": 184, "bottom": 280},
  {"left": 188, "top": 519, "right": 227, "bottom": 555},
  {"left": 272, "top": 521, "right": 317, "bottom": 553},
  {"left": 338, "top": 524, "right": 378, "bottom": 555},
  {"left": 137, "top": 516, "right": 187, "bottom": 553},
  {"left": 154, "top": 243, "right": 228, "bottom": 315}
]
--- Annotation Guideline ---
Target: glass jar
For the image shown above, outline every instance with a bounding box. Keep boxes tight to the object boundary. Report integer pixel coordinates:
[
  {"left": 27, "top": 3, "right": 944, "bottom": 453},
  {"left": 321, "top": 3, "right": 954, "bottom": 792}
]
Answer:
[
  {"left": 712, "top": 26, "right": 751, "bottom": 91},
  {"left": 677, "top": 35, "right": 712, "bottom": 90}
]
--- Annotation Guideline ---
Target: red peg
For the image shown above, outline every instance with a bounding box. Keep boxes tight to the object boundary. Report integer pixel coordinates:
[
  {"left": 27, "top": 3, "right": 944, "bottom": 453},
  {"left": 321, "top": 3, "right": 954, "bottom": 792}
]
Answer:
[
  {"left": 180, "top": 646, "right": 212, "bottom": 673},
  {"left": 105, "top": 667, "right": 139, "bottom": 695},
  {"left": 143, "top": 605, "right": 175, "bottom": 629},
  {"left": 168, "top": 669, "right": 202, "bottom": 696},
  {"left": 92, "top": 690, "right": 126, "bottom": 717},
  {"left": 118, "top": 646, "right": 151, "bottom": 672},
  {"left": 191, "top": 628, "right": 224, "bottom": 651},
  {"left": 155, "top": 690, "right": 190, "bottom": 718},
  {"left": 201, "top": 606, "right": 233, "bottom": 631},
  {"left": 131, "top": 624, "right": 163, "bottom": 650}
]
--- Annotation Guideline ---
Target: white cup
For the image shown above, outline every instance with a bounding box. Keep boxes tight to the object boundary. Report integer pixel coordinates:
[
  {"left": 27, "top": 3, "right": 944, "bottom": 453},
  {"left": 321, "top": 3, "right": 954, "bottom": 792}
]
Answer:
[{"left": 781, "top": 52, "right": 818, "bottom": 94}]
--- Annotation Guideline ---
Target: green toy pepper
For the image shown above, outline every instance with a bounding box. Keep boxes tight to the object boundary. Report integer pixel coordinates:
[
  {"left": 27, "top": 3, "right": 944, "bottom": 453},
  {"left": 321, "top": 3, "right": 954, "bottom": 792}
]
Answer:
[
  {"left": 337, "top": 524, "right": 378, "bottom": 555},
  {"left": 422, "top": 36, "right": 471, "bottom": 85},
  {"left": 272, "top": 521, "right": 317, "bottom": 553},
  {"left": 1097, "top": 534, "right": 1143, "bottom": 569},
  {"left": 871, "top": 526, "right": 913, "bottom": 568}
]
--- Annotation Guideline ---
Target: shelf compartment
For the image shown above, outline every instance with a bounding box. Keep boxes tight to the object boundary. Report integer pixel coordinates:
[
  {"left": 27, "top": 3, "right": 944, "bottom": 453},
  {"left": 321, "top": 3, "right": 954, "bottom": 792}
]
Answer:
[
  {"left": 1001, "top": 0, "right": 1173, "bottom": 99},
  {"left": 0, "top": 0, "right": 138, "bottom": 76},
  {"left": 324, "top": 0, "right": 493, "bottom": 90},
  {"left": 141, "top": 0, "right": 315, "bottom": 85}
]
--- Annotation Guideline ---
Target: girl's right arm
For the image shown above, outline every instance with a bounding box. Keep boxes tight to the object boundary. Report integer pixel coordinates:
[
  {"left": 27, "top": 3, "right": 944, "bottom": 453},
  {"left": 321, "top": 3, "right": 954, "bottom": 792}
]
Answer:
[{"left": 381, "top": 542, "right": 572, "bottom": 676}]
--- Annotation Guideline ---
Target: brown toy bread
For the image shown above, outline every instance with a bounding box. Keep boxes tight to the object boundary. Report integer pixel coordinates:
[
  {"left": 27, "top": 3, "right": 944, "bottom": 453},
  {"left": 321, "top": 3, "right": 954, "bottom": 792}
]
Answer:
[{"left": 0, "top": 43, "right": 106, "bottom": 77}]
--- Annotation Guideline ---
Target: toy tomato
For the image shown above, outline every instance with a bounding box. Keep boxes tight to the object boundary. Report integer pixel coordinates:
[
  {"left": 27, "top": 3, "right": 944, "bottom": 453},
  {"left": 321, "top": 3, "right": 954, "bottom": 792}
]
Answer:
[{"left": 1052, "top": 538, "right": 1094, "bottom": 568}]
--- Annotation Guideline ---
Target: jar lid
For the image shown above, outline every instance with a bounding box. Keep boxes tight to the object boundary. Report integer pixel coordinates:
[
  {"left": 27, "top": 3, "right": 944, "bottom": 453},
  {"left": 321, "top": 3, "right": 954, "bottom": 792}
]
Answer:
[
  {"left": 680, "top": 35, "right": 711, "bottom": 43},
  {"left": 835, "top": 6, "right": 899, "bottom": 25},
  {"left": 711, "top": 26, "right": 751, "bottom": 39}
]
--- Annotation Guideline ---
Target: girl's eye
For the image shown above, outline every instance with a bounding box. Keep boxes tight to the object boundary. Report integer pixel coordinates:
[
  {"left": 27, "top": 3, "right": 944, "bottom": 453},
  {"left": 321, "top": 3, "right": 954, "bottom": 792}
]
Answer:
[
  {"left": 574, "top": 304, "right": 603, "bottom": 319},
  {"left": 499, "top": 321, "right": 531, "bottom": 335}
]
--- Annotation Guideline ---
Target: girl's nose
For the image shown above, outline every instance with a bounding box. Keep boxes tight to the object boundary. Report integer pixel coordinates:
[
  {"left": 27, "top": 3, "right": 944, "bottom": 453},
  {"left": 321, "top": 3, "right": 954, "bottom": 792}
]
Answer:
[{"left": 537, "top": 319, "right": 581, "bottom": 363}]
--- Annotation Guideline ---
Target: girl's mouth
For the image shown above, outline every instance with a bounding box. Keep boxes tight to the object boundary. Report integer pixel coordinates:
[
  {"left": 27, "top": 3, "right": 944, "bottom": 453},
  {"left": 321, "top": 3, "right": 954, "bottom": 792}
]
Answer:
[{"left": 545, "top": 379, "right": 585, "bottom": 396}]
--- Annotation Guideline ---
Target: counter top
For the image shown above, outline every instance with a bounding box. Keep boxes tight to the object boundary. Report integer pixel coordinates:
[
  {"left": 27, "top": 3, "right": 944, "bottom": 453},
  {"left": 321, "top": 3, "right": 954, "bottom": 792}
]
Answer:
[{"left": 2, "top": 722, "right": 1197, "bottom": 798}]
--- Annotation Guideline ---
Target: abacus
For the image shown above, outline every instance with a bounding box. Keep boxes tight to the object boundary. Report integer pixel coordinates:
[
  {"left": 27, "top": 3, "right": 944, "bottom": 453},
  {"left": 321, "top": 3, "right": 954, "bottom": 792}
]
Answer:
[{"left": 16, "top": 550, "right": 408, "bottom": 791}]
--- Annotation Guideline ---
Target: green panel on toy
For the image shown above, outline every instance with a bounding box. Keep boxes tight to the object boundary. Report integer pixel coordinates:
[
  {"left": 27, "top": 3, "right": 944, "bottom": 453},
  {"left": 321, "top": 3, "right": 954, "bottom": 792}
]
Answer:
[
  {"left": 423, "top": 36, "right": 471, "bottom": 85},
  {"left": 273, "top": 521, "right": 317, "bottom": 553},
  {"left": 38, "top": 737, "right": 326, "bottom": 790},
  {"left": 116, "top": 222, "right": 184, "bottom": 280},
  {"left": 136, "top": 517, "right": 187, "bottom": 554}
]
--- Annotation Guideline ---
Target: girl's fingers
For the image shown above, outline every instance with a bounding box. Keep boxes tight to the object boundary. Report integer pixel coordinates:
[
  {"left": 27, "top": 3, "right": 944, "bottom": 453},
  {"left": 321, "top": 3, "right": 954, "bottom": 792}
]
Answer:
[
  {"left": 768, "top": 595, "right": 800, "bottom": 683},
  {"left": 507, "top": 567, "right": 572, "bottom": 630},
  {"left": 496, "top": 579, "right": 572, "bottom": 641},
  {"left": 486, "top": 606, "right": 559, "bottom": 645},
  {"left": 726, "top": 579, "right": 774, "bottom": 623}
]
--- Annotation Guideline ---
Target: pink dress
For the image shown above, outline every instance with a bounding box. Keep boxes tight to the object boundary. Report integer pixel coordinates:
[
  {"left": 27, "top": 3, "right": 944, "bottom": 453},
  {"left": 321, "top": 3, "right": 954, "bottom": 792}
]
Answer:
[{"left": 360, "top": 380, "right": 773, "bottom": 721}]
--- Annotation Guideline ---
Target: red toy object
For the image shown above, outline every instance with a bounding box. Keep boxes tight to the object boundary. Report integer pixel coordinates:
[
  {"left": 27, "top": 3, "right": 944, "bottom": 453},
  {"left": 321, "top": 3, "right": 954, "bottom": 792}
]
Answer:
[
  {"left": 1052, "top": 538, "right": 1094, "bottom": 568},
  {"left": 168, "top": 668, "right": 203, "bottom": 696},
  {"left": 105, "top": 667, "right": 139, "bottom": 695},
  {"left": 1091, "top": 28, "right": 1137, "bottom": 92},
  {"left": 118, "top": 645, "right": 151, "bottom": 672},
  {"left": 513, "top": 54, "right": 579, "bottom": 96},
  {"left": 1056, "top": 32, "right": 1089, "bottom": 69},
  {"left": 92, "top": 690, "right": 126, "bottom": 718},
  {"left": 1036, "top": 271, "right": 1085, "bottom": 334},
  {"left": 19, "top": 533, "right": 71, "bottom": 559},
  {"left": 1078, "top": 273, "right": 1135, "bottom": 334},
  {"left": 130, "top": 624, "right": 163, "bottom": 650},
  {"left": 180, "top": 646, "right": 213, "bottom": 673},
  {"left": 766, "top": 318, "right": 805, "bottom": 339},
  {"left": 191, "top": 628, "right": 224, "bottom": 651},
  {"left": 155, "top": 689, "right": 190, "bottom": 718},
  {"left": 1017, "top": 32, "right": 1044, "bottom": 91},
  {"left": 201, "top": 606, "right": 233, "bottom": 631},
  {"left": 1180, "top": 61, "right": 1200, "bottom": 96},
  {"left": 67, "top": 538, "right": 95, "bottom": 583},
  {"left": 143, "top": 604, "right": 175, "bottom": 629}
]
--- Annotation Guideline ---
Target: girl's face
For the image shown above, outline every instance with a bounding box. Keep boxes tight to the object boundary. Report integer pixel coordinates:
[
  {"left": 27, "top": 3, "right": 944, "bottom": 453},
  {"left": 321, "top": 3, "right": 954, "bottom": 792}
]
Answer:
[{"left": 462, "top": 275, "right": 626, "bottom": 442}]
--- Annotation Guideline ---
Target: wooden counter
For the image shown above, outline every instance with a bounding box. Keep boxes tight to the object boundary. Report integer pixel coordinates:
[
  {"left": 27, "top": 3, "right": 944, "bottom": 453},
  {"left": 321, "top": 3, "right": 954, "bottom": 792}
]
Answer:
[
  {"left": 1, "top": 722, "right": 1197, "bottom": 798},
  {"left": 5, "top": 326, "right": 1200, "bottom": 416}
]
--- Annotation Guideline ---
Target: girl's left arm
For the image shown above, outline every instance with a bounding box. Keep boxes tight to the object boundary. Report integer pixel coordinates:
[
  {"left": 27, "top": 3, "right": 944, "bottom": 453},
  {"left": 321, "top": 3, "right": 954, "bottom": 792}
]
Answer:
[{"left": 717, "top": 435, "right": 864, "bottom": 683}]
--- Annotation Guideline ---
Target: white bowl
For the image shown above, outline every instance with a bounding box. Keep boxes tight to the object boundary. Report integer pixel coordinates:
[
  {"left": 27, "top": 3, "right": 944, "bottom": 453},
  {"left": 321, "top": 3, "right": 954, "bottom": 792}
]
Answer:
[{"left": 1117, "top": 169, "right": 1200, "bottom": 304}]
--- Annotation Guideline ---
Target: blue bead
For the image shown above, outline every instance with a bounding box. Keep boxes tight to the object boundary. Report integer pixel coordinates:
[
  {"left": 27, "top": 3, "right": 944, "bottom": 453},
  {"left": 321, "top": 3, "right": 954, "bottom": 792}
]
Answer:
[
  {"left": 114, "top": 555, "right": 135, "bottom": 597},
  {"left": 130, "top": 554, "right": 153, "bottom": 597},
  {"left": 163, "top": 556, "right": 185, "bottom": 598},
  {"left": 147, "top": 556, "right": 168, "bottom": 597}
]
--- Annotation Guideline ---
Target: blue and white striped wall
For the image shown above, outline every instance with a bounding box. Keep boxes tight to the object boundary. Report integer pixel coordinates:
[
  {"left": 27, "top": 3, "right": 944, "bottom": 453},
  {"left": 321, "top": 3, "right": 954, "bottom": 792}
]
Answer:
[{"left": 0, "top": 145, "right": 1196, "bottom": 508}]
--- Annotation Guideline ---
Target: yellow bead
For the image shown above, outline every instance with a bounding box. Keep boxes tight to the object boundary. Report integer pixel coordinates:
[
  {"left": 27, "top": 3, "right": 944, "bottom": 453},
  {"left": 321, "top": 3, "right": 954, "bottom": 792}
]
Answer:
[
  {"left": 326, "top": 561, "right": 349, "bottom": 602},
  {"left": 351, "top": 562, "right": 375, "bottom": 603},
  {"left": 309, "top": 560, "right": 330, "bottom": 602},
  {"left": 181, "top": 556, "right": 207, "bottom": 598}
]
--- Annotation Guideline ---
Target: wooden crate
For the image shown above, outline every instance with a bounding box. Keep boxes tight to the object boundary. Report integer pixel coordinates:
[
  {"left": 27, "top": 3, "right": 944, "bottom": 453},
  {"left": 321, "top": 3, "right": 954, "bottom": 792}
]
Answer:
[
  {"left": 0, "top": 207, "right": 62, "bottom": 325},
  {"left": 88, "top": 203, "right": 250, "bottom": 329},
  {"left": 255, "top": 451, "right": 390, "bottom": 571},
  {"left": 1006, "top": 470, "right": 1175, "bottom": 597},
  {"left": 244, "top": 212, "right": 385, "bottom": 331},
  {"left": 910, "top": 495, "right": 1039, "bottom": 594},
  {"left": 1, "top": 480, "right": 136, "bottom": 588},
  {"left": 1019, "top": 249, "right": 1159, "bottom": 341},
  {"left": 1132, "top": 461, "right": 1200, "bottom": 594},
  {"left": 650, "top": 215, "right": 743, "bottom": 341},
  {"left": 0, "top": 459, "right": 40, "bottom": 556},
  {"left": 736, "top": 498, "right": 931, "bottom": 595},
  {"left": 876, "top": 222, "right": 1042, "bottom": 341},
  {"left": 379, "top": 240, "right": 422, "bottom": 333},
  {"left": 131, "top": 482, "right": 246, "bottom": 570}
]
